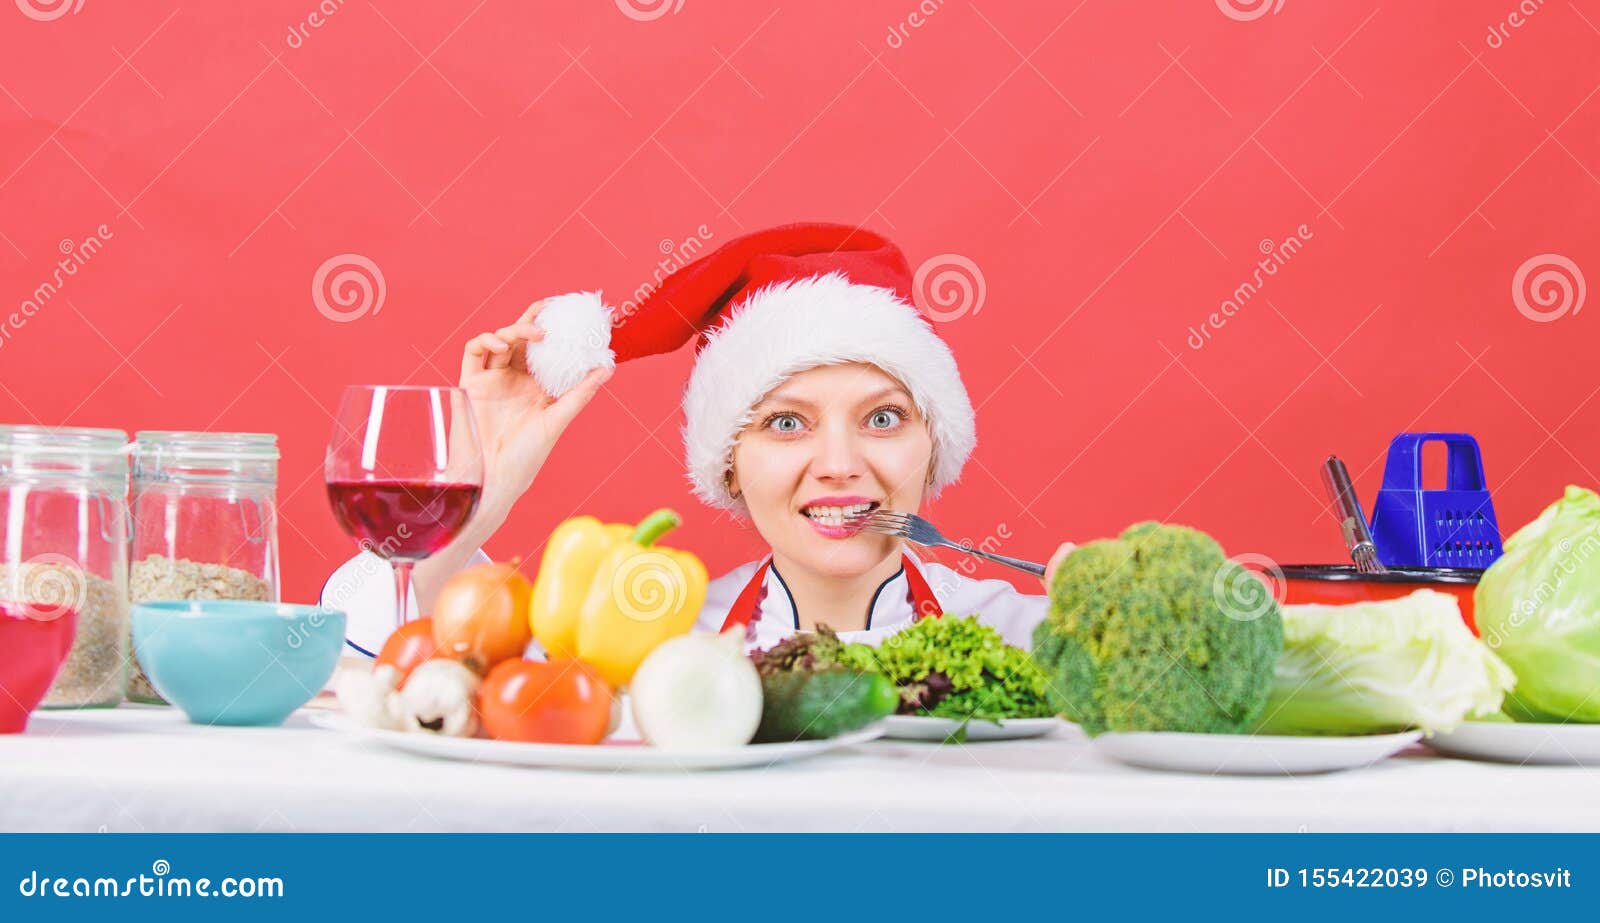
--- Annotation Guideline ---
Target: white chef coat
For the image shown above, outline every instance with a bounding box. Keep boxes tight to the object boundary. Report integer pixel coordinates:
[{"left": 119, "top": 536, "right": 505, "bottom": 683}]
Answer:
[
  {"left": 321, "top": 548, "right": 494, "bottom": 657},
  {"left": 699, "top": 550, "right": 1048, "bottom": 651},
  {"left": 322, "top": 547, "right": 1048, "bottom": 657}
]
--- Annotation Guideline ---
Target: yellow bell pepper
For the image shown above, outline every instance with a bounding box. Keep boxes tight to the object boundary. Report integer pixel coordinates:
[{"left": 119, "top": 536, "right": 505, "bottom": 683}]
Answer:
[{"left": 529, "top": 508, "right": 708, "bottom": 687}]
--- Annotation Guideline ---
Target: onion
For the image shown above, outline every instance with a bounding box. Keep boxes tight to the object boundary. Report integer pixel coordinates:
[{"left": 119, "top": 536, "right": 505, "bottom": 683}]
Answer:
[
  {"left": 431, "top": 562, "right": 533, "bottom": 673},
  {"left": 629, "top": 630, "right": 762, "bottom": 749}
]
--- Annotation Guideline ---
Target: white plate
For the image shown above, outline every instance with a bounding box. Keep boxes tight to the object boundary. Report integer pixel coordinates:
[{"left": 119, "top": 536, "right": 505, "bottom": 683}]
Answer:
[
  {"left": 312, "top": 713, "right": 885, "bottom": 771},
  {"left": 880, "top": 715, "right": 1066, "bottom": 742},
  {"left": 1094, "top": 730, "right": 1422, "bottom": 775},
  {"left": 1427, "top": 720, "right": 1600, "bottom": 766}
]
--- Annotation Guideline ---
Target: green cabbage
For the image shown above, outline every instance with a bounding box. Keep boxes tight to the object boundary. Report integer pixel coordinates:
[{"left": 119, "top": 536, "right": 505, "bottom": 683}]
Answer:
[
  {"left": 1475, "top": 485, "right": 1600, "bottom": 722},
  {"left": 1254, "top": 589, "right": 1513, "bottom": 735}
]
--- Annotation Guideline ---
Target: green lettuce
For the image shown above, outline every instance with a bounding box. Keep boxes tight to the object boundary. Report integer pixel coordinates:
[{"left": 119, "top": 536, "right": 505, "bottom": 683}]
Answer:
[
  {"left": 1254, "top": 589, "right": 1514, "bottom": 735},
  {"left": 836, "top": 614, "right": 1054, "bottom": 721},
  {"left": 1475, "top": 485, "right": 1600, "bottom": 723}
]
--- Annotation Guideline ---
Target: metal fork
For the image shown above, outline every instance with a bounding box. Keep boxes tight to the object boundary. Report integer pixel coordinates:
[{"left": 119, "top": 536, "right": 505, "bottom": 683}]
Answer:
[
  {"left": 1322, "top": 454, "right": 1388, "bottom": 575},
  {"left": 847, "top": 509, "right": 1047, "bottom": 577}
]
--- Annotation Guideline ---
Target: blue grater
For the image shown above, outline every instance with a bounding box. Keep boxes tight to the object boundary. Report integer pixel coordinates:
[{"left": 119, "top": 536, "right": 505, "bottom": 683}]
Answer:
[{"left": 1369, "top": 432, "right": 1503, "bottom": 569}]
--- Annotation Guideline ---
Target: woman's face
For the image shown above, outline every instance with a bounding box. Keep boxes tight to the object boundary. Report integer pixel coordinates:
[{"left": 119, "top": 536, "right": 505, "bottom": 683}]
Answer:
[{"left": 729, "top": 363, "right": 933, "bottom": 578}]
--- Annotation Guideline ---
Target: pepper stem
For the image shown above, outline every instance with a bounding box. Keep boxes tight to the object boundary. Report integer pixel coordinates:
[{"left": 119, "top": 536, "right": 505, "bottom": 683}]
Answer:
[{"left": 630, "top": 508, "right": 681, "bottom": 547}]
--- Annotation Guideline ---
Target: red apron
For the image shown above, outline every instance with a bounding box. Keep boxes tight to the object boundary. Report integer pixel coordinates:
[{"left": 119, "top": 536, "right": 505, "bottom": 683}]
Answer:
[{"left": 719, "top": 553, "right": 942, "bottom": 637}]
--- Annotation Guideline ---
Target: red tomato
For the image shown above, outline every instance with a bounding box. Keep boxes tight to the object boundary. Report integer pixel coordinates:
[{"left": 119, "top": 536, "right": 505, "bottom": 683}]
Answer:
[
  {"left": 477, "top": 658, "right": 612, "bottom": 745},
  {"left": 375, "top": 619, "right": 439, "bottom": 687}
]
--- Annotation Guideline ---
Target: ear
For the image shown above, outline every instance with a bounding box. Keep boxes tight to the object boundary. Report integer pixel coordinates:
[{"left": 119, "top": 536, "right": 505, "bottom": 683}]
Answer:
[{"left": 725, "top": 466, "right": 741, "bottom": 500}]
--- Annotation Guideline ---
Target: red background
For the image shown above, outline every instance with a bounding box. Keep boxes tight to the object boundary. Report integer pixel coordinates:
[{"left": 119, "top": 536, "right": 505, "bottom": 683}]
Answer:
[{"left": 2, "top": 1, "right": 1596, "bottom": 604}]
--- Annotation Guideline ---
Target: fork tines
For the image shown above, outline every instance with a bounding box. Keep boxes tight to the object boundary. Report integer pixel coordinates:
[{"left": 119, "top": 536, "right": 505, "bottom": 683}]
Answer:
[
  {"left": 1352, "top": 543, "right": 1387, "bottom": 575},
  {"left": 846, "top": 508, "right": 909, "bottom": 536}
]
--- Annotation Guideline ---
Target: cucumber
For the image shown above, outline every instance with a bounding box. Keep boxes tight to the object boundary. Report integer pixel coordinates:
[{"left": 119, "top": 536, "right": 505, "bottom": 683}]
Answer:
[{"left": 754, "top": 669, "right": 898, "bottom": 743}]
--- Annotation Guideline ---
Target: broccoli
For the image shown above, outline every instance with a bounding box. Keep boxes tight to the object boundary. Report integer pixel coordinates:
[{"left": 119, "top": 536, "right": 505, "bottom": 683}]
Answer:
[{"left": 1031, "top": 521, "right": 1283, "bottom": 735}]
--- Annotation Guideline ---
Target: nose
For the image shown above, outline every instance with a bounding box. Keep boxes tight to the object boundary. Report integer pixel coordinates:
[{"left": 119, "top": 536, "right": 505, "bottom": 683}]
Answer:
[{"left": 809, "top": 418, "right": 865, "bottom": 482}]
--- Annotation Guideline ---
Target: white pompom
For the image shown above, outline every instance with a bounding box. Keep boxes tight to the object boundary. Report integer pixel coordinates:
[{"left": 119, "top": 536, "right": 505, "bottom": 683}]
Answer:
[{"left": 524, "top": 291, "right": 616, "bottom": 397}]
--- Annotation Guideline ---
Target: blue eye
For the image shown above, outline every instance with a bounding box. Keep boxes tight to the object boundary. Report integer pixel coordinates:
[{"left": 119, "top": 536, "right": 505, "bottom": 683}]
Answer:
[
  {"left": 867, "top": 407, "right": 904, "bottom": 429},
  {"left": 766, "top": 413, "right": 803, "bottom": 433}
]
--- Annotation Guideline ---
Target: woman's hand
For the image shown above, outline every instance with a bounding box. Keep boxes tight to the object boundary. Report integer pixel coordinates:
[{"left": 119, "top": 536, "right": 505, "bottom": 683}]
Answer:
[
  {"left": 459, "top": 300, "right": 612, "bottom": 514},
  {"left": 1042, "top": 542, "right": 1076, "bottom": 592},
  {"left": 414, "top": 301, "right": 611, "bottom": 612}
]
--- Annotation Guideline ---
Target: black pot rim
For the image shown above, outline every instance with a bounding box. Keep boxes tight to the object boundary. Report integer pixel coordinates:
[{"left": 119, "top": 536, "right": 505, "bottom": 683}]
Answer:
[{"left": 1278, "top": 564, "right": 1483, "bottom": 585}]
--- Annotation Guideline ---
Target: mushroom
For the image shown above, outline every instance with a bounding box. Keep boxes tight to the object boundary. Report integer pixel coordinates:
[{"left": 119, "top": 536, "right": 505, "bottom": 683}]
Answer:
[
  {"left": 335, "top": 664, "right": 405, "bottom": 731},
  {"left": 396, "top": 660, "right": 482, "bottom": 737}
]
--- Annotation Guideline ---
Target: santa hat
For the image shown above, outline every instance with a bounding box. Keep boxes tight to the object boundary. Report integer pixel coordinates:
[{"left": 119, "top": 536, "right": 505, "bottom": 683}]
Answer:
[{"left": 525, "top": 222, "right": 976, "bottom": 513}]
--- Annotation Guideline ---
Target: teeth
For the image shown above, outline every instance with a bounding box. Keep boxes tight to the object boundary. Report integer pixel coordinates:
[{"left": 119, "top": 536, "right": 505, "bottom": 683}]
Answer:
[{"left": 802, "top": 502, "right": 875, "bottom": 525}]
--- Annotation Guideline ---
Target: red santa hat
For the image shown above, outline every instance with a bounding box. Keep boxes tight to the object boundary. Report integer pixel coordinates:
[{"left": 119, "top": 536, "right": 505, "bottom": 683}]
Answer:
[{"left": 524, "top": 222, "right": 976, "bottom": 513}]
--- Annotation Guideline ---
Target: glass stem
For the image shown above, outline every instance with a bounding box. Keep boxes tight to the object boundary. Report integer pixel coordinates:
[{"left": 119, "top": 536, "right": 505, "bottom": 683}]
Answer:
[{"left": 392, "top": 560, "right": 415, "bottom": 627}]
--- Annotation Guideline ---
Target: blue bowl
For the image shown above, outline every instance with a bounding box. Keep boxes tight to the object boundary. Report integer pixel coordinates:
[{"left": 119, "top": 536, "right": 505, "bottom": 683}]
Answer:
[{"left": 132, "top": 601, "right": 346, "bottom": 727}]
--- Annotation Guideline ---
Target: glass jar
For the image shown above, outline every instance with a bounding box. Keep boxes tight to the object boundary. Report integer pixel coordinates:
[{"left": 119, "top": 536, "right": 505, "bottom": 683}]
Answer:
[
  {"left": 0, "top": 425, "right": 131, "bottom": 708},
  {"left": 129, "top": 432, "right": 280, "bottom": 703}
]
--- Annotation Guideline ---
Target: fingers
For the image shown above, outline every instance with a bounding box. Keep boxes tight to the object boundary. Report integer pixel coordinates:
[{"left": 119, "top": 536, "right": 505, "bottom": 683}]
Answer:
[
  {"left": 494, "top": 322, "right": 544, "bottom": 343},
  {"left": 1043, "top": 541, "right": 1077, "bottom": 591},
  {"left": 463, "top": 332, "right": 511, "bottom": 374},
  {"left": 543, "top": 365, "right": 614, "bottom": 434},
  {"left": 517, "top": 299, "right": 547, "bottom": 324},
  {"left": 494, "top": 322, "right": 547, "bottom": 370}
]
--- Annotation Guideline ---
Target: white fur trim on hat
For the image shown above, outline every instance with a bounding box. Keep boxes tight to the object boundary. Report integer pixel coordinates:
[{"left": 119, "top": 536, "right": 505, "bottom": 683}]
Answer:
[
  {"left": 524, "top": 291, "right": 615, "bottom": 397},
  {"left": 682, "top": 272, "right": 977, "bottom": 513}
]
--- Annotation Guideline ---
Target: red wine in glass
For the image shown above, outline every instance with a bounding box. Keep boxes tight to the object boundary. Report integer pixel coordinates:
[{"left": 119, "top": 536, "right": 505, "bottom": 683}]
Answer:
[
  {"left": 325, "top": 386, "right": 484, "bottom": 628},
  {"left": 325, "top": 480, "right": 482, "bottom": 560}
]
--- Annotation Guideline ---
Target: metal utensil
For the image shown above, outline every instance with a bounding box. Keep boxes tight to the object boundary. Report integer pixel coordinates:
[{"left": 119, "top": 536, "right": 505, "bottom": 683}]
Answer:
[
  {"left": 1321, "top": 454, "right": 1387, "bottom": 575},
  {"left": 846, "top": 508, "right": 1047, "bottom": 577}
]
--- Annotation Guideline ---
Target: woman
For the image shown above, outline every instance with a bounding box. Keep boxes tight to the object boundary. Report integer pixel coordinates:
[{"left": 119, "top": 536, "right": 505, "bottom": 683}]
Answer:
[{"left": 325, "top": 224, "right": 1072, "bottom": 656}]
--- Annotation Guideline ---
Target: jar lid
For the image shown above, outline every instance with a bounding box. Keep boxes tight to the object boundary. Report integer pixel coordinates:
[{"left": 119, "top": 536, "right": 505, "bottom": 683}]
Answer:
[
  {"left": 0, "top": 426, "right": 130, "bottom": 483},
  {"left": 0, "top": 425, "right": 130, "bottom": 455},
  {"left": 133, "top": 431, "right": 280, "bottom": 462}
]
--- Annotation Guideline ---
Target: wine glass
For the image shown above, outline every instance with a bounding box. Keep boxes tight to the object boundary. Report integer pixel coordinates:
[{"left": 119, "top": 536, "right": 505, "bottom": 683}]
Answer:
[{"left": 325, "top": 386, "right": 484, "bottom": 629}]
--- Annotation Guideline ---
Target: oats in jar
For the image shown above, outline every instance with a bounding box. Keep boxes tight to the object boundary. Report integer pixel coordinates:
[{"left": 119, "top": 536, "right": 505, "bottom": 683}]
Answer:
[
  {"left": 0, "top": 561, "right": 128, "bottom": 708},
  {"left": 127, "top": 555, "right": 273, "bottom": 703}
]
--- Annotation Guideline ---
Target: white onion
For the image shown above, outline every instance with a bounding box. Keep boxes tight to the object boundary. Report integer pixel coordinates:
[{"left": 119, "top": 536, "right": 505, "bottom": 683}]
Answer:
[{"left": 630, "top": 631, "right": 762, "bottom": 749}]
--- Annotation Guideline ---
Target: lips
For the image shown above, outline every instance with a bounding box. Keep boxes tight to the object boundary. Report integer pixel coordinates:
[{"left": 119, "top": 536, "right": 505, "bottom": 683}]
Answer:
[
  {"left": 800, "top": 496, "right": 879, "bottom": 523},
  {"left": 798, "top": 496, "right": 879, "bottom": 539}
]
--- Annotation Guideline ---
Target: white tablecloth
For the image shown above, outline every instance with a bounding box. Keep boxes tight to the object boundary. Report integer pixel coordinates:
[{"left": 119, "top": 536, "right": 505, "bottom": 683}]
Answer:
[{"left": 3, "top": 705, "right": 1595, "bottom": 832}]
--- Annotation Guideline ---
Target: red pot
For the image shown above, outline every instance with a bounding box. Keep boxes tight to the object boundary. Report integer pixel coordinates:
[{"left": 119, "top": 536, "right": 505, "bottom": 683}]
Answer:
[
  {"left": 1278, "top": 565, "right": 1483, "bottom": 634},
  {"left": 0, "top": 605, "right": 78, "bottom": 734}
]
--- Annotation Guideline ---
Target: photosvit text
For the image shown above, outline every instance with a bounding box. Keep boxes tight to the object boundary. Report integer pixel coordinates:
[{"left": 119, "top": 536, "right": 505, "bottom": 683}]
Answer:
[
  {"left": 1264, "top": 866, "right": 1572, "bottom": 889},
  {"left": 1186, "top": 223, "right": 1314, "bottom": 351}
]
